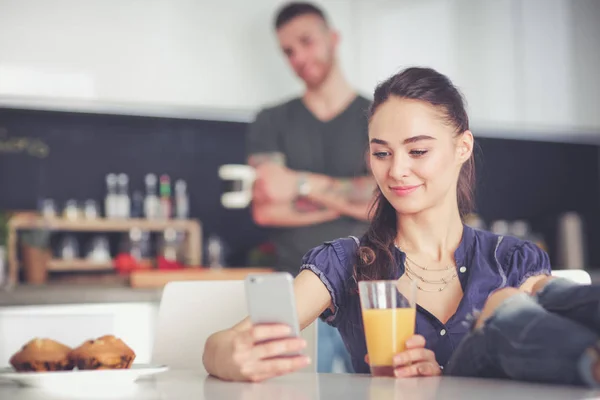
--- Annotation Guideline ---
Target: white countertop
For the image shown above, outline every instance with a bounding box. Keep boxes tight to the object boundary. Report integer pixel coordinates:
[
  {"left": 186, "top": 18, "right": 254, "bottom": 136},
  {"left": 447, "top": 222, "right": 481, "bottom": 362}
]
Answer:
[{"left": 0, "top": 370, "right": 597, "bottom": 400}]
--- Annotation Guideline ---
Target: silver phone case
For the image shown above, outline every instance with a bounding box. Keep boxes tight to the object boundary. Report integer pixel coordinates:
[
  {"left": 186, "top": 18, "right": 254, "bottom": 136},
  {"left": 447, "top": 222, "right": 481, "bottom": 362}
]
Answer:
[{"left": 244, "top": 272, "right": 301, "bottom": 339}]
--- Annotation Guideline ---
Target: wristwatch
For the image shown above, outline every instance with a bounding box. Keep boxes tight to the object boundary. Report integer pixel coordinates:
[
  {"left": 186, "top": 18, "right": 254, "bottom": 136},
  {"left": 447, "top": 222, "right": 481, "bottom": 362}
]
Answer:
[{"left": 297, "top": 173, "right": 311, "bottom": 196}]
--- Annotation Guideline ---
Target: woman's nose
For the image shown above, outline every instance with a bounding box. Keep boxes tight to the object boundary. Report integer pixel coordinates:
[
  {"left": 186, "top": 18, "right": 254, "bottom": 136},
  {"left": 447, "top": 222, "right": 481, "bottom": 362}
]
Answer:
[{"left": 389, "top": 154, "right": 411, "bottom": 180}]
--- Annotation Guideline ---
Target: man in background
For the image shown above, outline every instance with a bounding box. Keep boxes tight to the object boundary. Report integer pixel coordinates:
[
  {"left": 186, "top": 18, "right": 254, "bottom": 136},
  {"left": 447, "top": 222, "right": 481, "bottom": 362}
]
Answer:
[{"left": 246, "top": 2, "right": 375, "bottom": 373}]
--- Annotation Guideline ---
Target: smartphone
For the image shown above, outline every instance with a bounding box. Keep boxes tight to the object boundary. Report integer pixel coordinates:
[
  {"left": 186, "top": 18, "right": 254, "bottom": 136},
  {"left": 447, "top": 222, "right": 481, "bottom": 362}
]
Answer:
[{"left": 244, "top": 272, "right": 301, "bottom": 341}]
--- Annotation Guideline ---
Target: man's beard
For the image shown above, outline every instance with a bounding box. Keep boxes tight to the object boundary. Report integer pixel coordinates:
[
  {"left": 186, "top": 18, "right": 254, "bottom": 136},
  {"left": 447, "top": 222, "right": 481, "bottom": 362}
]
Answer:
[{"left": 301, "top": 52, "right": 335, "bottom": 89}]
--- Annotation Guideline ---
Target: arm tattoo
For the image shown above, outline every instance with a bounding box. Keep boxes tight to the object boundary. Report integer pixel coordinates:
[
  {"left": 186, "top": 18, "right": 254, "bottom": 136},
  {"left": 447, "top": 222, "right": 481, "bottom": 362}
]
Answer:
[
  {"left": 323, "top": 177, "right": 377, "bottom": 204},
  {"left": 248, "top": 152, "right": 286, "bottom": 167},
  {"left": 293, "top": 197, "right": 326, "bottom": 213}
]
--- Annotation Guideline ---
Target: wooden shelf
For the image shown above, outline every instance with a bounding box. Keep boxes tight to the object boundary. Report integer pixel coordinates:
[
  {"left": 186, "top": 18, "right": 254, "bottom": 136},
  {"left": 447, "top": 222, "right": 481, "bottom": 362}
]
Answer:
[
  {"left": 47, "top": 259, "right": 114, "bottom": 272},
  {"left": 9, "top": 213, "right": 199, "bottom": 232},
  {"left": 6, "top": 212, "right": 203, "bottom": 286}
]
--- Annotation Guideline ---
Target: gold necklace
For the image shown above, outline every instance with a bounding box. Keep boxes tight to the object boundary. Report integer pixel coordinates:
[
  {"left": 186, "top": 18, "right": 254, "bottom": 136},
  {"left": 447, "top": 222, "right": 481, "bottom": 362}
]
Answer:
[
  {"left": 404, "top": 259, "right": 458, "bottom": 292},
  {"left": 405, "top": 272, "right": 451, "bottom": 292},
  {"left": 405, "top": 254, "right": 454, "bottom": 272},
  {"left": 405, "top": 264, "right": 458, "bottom": 284},
  {"left": 395, "top": 244, "right": 454, "bottom": 272}
]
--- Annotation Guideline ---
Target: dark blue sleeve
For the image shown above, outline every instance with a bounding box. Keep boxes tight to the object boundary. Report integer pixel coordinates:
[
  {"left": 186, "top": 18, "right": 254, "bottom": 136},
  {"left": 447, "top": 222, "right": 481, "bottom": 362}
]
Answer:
[
  {"left": 299, "top": 239, "right": 356, "bottom": 327},
  {"left": 505, "top": 241, "right": 552, "bottom": 287}
]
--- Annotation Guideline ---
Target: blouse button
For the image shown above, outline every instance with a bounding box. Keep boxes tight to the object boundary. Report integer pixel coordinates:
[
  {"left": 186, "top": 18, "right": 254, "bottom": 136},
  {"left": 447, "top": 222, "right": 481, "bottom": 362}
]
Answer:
[
  {"left": 440, "top": 329, "right": 447, "bottom": 336},
  {"left": 459, "top": 266, "right": 467, "bottom": 273}
]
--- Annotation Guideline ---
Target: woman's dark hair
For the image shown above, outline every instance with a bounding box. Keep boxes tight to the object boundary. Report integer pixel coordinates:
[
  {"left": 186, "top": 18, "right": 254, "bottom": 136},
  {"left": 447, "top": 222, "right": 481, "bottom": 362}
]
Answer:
[{"left": 354, "top": 67, "right": 475, "bottom": 283}]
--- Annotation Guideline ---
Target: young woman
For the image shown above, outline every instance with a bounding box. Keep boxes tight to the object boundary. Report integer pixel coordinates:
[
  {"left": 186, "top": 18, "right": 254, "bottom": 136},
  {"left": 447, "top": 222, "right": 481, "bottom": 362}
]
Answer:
[{"left": 203, "top": 67, "right": 600, "bottom": 387}]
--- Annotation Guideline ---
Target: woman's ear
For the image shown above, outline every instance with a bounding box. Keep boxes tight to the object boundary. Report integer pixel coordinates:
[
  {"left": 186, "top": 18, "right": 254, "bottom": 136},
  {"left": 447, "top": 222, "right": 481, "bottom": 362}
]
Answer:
[{"left": 457, "top": 130, "right": 474, "bottom": 162}]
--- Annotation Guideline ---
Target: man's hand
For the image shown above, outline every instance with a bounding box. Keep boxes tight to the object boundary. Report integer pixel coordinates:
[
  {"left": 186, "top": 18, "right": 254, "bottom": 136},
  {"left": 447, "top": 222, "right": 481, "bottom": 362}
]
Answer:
[{"left": 254, "top": 163, "right": 298, "bottom": 203}]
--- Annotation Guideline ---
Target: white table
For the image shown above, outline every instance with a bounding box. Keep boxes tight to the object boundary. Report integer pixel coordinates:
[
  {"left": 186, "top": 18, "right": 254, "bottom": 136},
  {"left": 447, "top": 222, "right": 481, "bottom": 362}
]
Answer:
[{"left": 0, "top": 370, "right": 597, "bottom": 399}]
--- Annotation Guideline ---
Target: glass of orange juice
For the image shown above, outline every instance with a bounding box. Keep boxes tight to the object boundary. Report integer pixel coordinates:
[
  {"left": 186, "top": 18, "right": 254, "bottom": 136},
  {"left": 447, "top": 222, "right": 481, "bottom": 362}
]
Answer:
[{"left": 359, "top": 280, "right": 417, "bottom": 377}]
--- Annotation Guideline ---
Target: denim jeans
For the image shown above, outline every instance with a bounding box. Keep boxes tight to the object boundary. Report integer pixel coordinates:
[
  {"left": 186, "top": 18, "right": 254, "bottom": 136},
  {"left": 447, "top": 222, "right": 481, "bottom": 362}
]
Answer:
[
  {"left": 445, "top": 278, "right": 600, "bottom": 387},
  {"left": 317, "top": 319, "right": 354, "bottom": 373}
]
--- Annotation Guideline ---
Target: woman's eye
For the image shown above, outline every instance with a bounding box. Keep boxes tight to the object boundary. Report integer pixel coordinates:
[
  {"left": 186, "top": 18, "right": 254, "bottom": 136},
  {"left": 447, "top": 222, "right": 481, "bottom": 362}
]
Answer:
[
  {"left": 410, "top": 150, "right": 428, "bottom": 157},
  {"left": 372, "top": 151, "right": 390, "bottom": 159}
]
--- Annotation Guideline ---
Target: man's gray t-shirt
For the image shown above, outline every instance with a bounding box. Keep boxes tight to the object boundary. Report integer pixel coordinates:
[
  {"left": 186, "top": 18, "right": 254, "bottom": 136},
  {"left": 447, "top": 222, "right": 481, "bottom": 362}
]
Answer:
[{"left": 246, "top": 95, "right": 371, "bottom": 275}]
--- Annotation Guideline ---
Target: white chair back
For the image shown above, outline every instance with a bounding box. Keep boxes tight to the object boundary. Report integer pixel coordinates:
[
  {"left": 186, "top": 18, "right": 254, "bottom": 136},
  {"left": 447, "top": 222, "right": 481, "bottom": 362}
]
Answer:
[
  {"left": 551, "top": 269, "right": 592, "bottom": 284},
  {"left": 152, "top": 280, "right": 317, "bottom": 372}
]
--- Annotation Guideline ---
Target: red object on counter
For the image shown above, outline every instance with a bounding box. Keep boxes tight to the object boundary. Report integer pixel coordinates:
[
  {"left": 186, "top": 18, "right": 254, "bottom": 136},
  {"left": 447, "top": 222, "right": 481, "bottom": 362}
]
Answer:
[
  {"left": 114, "top": 253, "right": 186, "bottom": 274},
  {"left": 114, "top": 253, "right": 153, "bottom": 275},
  {"left": 258, "top": 242, "right": 276, "bottom": 254},
  {"left": 156, "top": 256, "right": 185, "bottom": 270},
  {"left": 114, "top": 253, "right": 138, "bottom": 275}
]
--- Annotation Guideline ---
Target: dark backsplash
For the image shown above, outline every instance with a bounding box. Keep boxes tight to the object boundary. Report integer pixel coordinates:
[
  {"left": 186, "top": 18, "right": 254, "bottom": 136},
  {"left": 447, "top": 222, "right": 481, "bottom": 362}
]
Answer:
[
  {"left": 1, "top": 107, "right": 598, "bottom": 268},
  {"left": 474, "top": 137, "right": 600, "bottom": 268}
]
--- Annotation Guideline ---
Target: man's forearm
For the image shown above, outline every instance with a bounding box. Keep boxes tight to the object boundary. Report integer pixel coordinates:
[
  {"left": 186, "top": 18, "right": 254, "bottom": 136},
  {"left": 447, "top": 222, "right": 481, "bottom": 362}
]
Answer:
[
  {"left": 246, "top": 151, "right": 375, "bottom": 221},
  {"left": 252, "top": 202, "right": 340, "bottom": 227},
  {"left": 302, "top": 173, "right": 376, "bottom": 221}
]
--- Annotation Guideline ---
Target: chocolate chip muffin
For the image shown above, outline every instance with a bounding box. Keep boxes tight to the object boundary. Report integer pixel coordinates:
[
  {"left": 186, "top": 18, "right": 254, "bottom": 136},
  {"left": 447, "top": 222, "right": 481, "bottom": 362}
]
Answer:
[
  {"left": 10, "top": 338, "right": 75, "bottom": 372},
  {"left": 69, "top": 335, "right": 135, "bottom": 370}
]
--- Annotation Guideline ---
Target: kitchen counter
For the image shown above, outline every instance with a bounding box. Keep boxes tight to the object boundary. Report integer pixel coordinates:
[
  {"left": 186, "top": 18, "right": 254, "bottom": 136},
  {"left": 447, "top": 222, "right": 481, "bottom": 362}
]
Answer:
[
  {"left": 0, "top": 284, "right": 163, "bottom": 307},
  {"left": 0, "top": 371, "right": 595, "bottom": 400},
  {"left": 0, "top": 269, "right": 598, "bottom": 308},
  {"left": 0, "top": 267, "right": 274, "bottom": 307}
]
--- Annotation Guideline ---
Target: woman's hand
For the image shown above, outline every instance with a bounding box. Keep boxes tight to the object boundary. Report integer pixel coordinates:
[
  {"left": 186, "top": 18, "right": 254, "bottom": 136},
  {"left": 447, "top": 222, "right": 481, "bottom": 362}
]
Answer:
[
  {"left": 229, "top": 323, "right": 311, "bottom": 382},
  {"left": 393, "top": 335, "right": 441, "bottom": 377},
  {"left": 364, "top": 335, "right": 441, "bottom": 378}
]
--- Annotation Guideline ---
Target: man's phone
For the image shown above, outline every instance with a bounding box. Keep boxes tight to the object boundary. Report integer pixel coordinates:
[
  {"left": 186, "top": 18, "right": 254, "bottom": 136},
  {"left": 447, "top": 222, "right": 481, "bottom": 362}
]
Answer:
[{"left": 244, "top": 272, "right": 302, "bottom": 341}]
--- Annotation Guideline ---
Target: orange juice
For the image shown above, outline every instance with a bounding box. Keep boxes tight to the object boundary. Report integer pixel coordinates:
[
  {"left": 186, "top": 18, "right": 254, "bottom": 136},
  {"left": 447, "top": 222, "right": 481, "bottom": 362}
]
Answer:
[{"left": 362, "top": 308, "right": 416, "bottom": 375}]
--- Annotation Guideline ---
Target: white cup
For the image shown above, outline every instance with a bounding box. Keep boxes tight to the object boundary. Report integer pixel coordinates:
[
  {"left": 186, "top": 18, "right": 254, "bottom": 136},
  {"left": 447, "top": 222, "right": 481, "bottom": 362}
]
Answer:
[{"left": 218, "top": 164, "right": 256, "bottom": 209}]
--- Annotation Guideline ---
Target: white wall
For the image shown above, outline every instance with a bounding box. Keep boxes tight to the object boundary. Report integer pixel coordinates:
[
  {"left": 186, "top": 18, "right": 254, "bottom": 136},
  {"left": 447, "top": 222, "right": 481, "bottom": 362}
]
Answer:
[
  {"left": 452, "top": 0, "right": 520, "bottom": 129},
  {"left": 353, "top": 0, "right": 600, "bottom": 141},
  {"left": 0, "top": 0, "right": 356, "bottom": 116},
  {"left": 0, "top": 0, "right": 599, "bottom": 141},
  {"left": 355, "top": 0, "right": 459, "bottom": 97},
  {"left": 517, "top": 0, "right": 574, "bottom": 130},
  {"left": 570, "top": 0, "right": 600, "bottom": 130}
]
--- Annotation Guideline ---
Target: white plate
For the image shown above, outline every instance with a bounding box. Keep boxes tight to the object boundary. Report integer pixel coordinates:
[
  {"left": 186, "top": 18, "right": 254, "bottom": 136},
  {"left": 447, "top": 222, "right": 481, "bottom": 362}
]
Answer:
[{"left": 0, "top": 364, "right": 168, "bottom": 389}]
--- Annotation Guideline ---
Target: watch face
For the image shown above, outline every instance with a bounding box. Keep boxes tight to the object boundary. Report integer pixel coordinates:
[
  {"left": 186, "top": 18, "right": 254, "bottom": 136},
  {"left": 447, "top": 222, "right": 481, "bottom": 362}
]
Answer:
[{"left": 298, "top": 175, "right": 310, "bottom": 196}]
